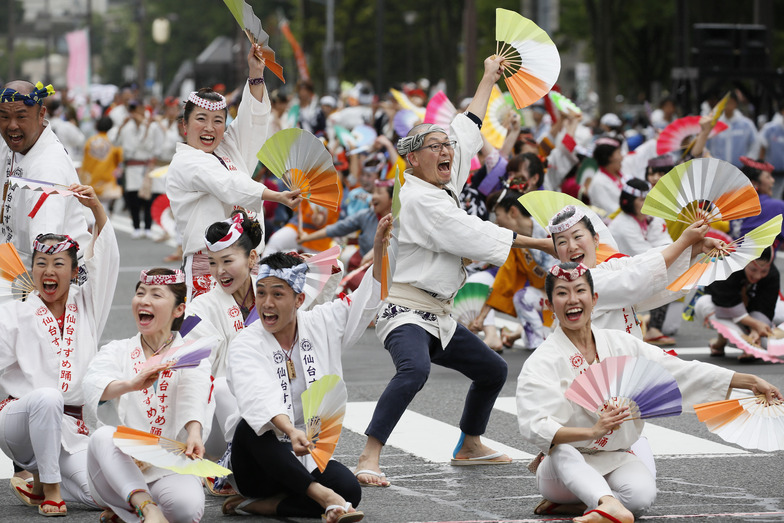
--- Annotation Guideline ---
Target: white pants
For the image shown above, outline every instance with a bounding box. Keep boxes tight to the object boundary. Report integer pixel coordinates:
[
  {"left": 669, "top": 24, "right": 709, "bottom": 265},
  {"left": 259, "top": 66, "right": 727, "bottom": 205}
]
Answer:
[
  {"left": 0, "top": 388, "right": 95, "bottom": 505},
  {"left": 87, "top": 426, "right": 205, "bottom": 523},
  {"left": 536, "top": 444, "right": 656, "bottom": 516},
  {"left": 513, "top": 286, "right": 549, "bottom": 348},
  {"left": 694, "top": 294, "right": 784, "bottom": 327}
]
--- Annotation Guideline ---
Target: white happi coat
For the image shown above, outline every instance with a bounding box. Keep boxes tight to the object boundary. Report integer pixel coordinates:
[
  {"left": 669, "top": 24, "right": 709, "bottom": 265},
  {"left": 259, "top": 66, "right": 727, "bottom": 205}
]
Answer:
[
  {"left": 0, "top": 222, "right": 119, "bottom": 454},
  {"left": 0, "top": 123, "right": 91, "bottom": 266},
  {"left": 608, "top": 212, "right": 671, "bottom": 257},
  {"left": 376, "top": 114, "right": 514, "bottom": 348},
  {"left": 517, "top": 326, "right": 734, "bottom": 475},
  {"left": 185, "top": 284, "right": 253, "bottom": 378},
  {"left": 115, "top": 120, "right": 155, "bottom": 192},
  {"left": 591, "top": 247, "right": 690, "bottom": 336},
  {"left": 82, "top": 333, "right": 213, "bottom": 482},
  {"left": 227, "top": 270, "right": 381, "bottom": 470},
  {"left": 167, "top": 82, "right": 272, "bottom": 259}
]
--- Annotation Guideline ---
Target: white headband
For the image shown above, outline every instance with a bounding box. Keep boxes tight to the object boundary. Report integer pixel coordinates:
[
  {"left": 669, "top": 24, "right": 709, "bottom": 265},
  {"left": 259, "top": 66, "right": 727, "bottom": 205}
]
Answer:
[
  {"left": 205, "top": 214, "right": 244, "bottom": 252},
  {"left": 139, "top": 270, "right": 186, "bottom": 286},
  {"left": 547, "top": 205, "right": 587, "bottom": 235},
  {"left": 188, "top": 91, "right": 227, "bottom": 112},
  {"left": 623, "top": 181, "right": 650, "bottom": 199},
  {"left": 257, "top": 264, "right": 308, "bottom": 293}
]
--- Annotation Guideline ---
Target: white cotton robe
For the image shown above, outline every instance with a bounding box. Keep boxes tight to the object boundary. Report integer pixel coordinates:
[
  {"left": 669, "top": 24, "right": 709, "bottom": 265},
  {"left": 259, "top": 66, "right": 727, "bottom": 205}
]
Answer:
[
  {"left": 376, "top": 113, "right": 514, "bottom": 348},
  {"left": 0, "top": 222, "right": 119, "bottom": 454},
  {"left": 0, "top": 123, "right": 91, "bottom": 266},
  {"left": 166, "top": 82, "right": 272, "bottom": 259},
  {"left": 516, "top": 326, "right": 734, "bottom": 475},
  {"left": 82, "top": 333, "right": 213, "bottom": 483},
  {"left": 227, "top": 270, "right": 381, "bottom": 471}
]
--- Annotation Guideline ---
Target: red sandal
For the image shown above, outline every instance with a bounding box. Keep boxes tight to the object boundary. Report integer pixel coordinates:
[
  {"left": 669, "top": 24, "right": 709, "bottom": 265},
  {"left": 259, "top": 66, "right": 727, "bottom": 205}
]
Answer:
[
  {"left": 10, "top": 477, "right": 44, "bottom": 507},
  {"left": 38, "top": 500, "right": 67, "bottom": 517}
]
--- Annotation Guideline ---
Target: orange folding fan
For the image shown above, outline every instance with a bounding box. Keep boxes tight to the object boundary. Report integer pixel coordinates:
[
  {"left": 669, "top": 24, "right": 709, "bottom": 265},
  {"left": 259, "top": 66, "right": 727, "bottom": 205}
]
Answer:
[
  {"left": 0, "top": 243, "right": 35, "bottom": 303},
  {"left": 301, "top": 375, "right": 347, "bottom": 472},
  {"left": 223, "top": 0, "right": 284, "bottom": 82},
  {"left": 494, "top": 8, "right": 561, "bottom": 109},
  {"left": 694, "top": 395, "right": 784, "bottom": 451},
  {"left": 113, "top": 426, "right": 232, "bottom": 477},
  {"left": 641, "top": 158, "right": 760, "bottom": 227},
  {"left": 256, "top": 128, "right": 342, "bottom": 212}
]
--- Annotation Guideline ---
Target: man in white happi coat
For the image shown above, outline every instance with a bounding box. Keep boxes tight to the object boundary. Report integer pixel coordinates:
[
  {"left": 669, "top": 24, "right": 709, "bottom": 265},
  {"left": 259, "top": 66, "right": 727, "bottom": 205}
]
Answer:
[
  {"left": 0, "top": 81, "right": 90, "bottom": 268},
  {"left": 354, "top": 56, "right": 553, "bottom": 486}
]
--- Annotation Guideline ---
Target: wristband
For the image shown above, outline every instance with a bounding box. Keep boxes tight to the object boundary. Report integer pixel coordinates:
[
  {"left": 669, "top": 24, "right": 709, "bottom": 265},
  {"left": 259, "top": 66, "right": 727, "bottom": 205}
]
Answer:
[{"left": 248, "top": 77, "right": 265, "bottom": 86}]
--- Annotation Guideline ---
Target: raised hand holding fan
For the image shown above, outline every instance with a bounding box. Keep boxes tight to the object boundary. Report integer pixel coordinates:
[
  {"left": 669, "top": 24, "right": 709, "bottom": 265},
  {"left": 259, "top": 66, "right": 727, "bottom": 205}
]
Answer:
[
  {"left": 565, "top": 356, "right": 682, "bottom": 420},
  {"left": 656, "top": 116, "right": 729, "bottom": 155},
  {"left": 257, "top": 128, "right": 342, "bottom": 212},
  {"left": 0, "top": 243, "right": 35, "bottom": 303},
  {"left": 666, "top": 215, "right": 782, "bottom": 291},
  {"left": 222, "top": 0, "right": 285, "bottom": 82},
  {"left": 494, "top": 8, "right": 561, "bottom": 109},
  {"left": 113, "top": 426, "right": 232, "bottom": 477},
  {"left": 301, "top": 374, "right": 347, "bottom": 472},
  {"left": 381, "top": 170, "right": 401, "bottom": 300},
  {"left": 640, "top": 158, "right": 760, "bottom": 227}
]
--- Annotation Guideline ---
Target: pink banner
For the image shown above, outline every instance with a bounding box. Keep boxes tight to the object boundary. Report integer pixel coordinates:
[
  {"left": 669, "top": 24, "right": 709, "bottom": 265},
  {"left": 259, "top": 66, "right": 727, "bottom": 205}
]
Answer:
[{"left": 66, "top": 29, "right": 90, "bottom": 92}]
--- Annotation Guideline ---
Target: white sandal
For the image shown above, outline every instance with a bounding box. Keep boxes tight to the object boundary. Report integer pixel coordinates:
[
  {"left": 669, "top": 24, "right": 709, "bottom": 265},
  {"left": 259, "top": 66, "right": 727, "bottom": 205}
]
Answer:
[{"left": 322, "top": 502, "right": 364, "bottom": 522}]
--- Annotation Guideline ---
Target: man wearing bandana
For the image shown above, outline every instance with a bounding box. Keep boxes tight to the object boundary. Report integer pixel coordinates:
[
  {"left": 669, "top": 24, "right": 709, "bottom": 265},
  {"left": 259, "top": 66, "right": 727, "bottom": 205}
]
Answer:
[
  {"left": 0, "top": 81, "right": 90, "bottom": 268},
  {"left": 353, "top": 56, "right": 553, "bottom": 487}
]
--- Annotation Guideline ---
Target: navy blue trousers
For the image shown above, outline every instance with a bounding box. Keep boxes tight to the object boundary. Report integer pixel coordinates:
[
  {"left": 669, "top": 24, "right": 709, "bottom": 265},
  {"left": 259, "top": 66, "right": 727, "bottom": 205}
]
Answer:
[{"left": 365, "top": 322, "right": 508, "bottom": 444}]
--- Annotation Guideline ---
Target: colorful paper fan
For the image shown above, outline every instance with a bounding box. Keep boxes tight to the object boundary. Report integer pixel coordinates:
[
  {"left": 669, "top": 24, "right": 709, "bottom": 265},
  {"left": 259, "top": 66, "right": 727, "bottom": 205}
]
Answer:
[
  {"left": 301, "top": 374, "right": 347, "bottom": 472},
  {"left": 453, "top": 282, "right": 490, "bottom": 326},
  {"left": 548, "top": 91, "right": 581, "bottom": 116},
  {"left": 710, "top": 92, "right": 732, "bottom": 128},
  {"left": 141, "top": 335, "right": 217, "bottom": 373},
  {"left": 347, "top": 125, "right": 378, "bottom": 155},
  {"left": 565, "top": 355, "right": 682, "bottom": 420},
  {"left": 394, "top": 109, "right": 421, "bottom": 138},
  {"left": 302, "top": 245, "right": 342, "bottom": 309},
  {"left": 390, "top": 88, "right": 426, "bottom": 121},
  {"left": 666, "top": 215, "right": 782, "bottom": 291},
  {"left": 656, "top": 116, "right": 729, "bottom": 155},
  {"left": 7, "top": 177, "right": 88, "bottom": 198},
  {"left": 148, "top": 166, "right": 168, "bottom": 179},
  {"left": 640, "top": 158, "right": 760, "bottom": 226},
  {"left": 494, "top": 8, "right": 561, "bottom": 109},
  {"left": 0, "top": 243, "right": 35, "bottom": 302},
  {"left": 694, "top": 395, "right": 784, "bottom": 451},
  {"left": 334, "top": 125, "right": 353, "bottom": 149},
  {"left": 179, "top": 315, "right": 202, "bottom": 337},
  {"left": 113, "top": 426, "right": 232, "bottom": 477},
  {"left": 424, "top": 91, "right": 456, "bottom": 128},
  {"left": 222, "top": 0, "right": 285, "bottom": 82},
  {"left": 257, "top": 128, "right": 342, "bottom": 212},
  {"left": 482, "top": 85, "right": 512, "bottom": 149},
  {"left": 709, "top": 318, "right": 784, "bottom": 364},
  {"left": 517, "top": 191, "right": 620, "bottom": 262}
]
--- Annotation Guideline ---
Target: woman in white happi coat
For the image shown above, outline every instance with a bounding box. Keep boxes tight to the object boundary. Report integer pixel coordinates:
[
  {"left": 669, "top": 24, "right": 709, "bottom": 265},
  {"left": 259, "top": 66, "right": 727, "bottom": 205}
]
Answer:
[
  {"left": 0, "top": 184, "right": 118, "bottom": 515},
  {"left": 165, "top": 43, "right": 300, "bottom": 300},
  {"left": 184, "top": 211, "right": 261, "bottom": 458},
  {"left": 608, "top": 179, "right": 676, "bottom": 346},
  {"left": 222, "top": 215, "right": 392, "bottom": 522},
  {"left": 83, "top": 268, "right": 213, "bottom": 523},
  {"left": 516, "top": 262, "right": 781, "bottom": 523}
]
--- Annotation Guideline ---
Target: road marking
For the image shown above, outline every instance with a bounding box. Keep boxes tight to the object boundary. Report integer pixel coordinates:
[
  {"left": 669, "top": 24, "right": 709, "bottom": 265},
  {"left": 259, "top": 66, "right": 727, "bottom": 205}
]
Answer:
[
  {"left": 492, "top": 397, "right": 747, "bottom": 456},
  {"left": 343, "top": 401, "right": 535, "bottom": 463}
]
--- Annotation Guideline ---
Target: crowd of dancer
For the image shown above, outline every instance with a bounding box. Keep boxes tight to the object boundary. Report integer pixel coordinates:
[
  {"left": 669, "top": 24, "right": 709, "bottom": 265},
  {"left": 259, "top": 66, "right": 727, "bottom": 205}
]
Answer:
[{"left": 0, "top": 32, "right": 782, "bottom": 523}]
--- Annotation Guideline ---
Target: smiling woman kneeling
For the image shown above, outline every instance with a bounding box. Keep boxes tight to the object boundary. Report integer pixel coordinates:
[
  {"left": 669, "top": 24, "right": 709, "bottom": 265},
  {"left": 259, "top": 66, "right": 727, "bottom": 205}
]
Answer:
[{"left": 516, "top": 262, "right": 781, "bottom": 522}]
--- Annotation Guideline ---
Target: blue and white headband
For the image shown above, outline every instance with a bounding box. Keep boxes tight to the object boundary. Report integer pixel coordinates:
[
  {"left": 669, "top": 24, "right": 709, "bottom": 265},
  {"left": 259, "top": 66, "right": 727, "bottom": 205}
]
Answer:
[
  {"left": 396, "top": 124, "right": 448, "bottom": 156},
  {"left": 257, "top": 263, "right": 308, "bottom": 293},
  {"left": 0, "top": 82, "right": 55, "bottom": 106}
]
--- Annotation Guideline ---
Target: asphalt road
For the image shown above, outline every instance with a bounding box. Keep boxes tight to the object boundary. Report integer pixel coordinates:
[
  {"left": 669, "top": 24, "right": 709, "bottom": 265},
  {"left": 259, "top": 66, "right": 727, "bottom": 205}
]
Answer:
[{"left": 2, "top": 219, "right": 783, "bottom": 522}]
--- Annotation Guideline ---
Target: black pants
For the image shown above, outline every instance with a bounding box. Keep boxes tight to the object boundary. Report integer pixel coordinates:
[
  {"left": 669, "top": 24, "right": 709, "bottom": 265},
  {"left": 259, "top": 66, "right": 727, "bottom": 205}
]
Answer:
[
  {"left": 123, "top": 190, "right": 152, "bottom": 230},
  {"left": 648, "top": 303, "right": 669, "bottom": 332},
  {"left": 231, "top": 419, "right": 361, "bottom": 518}
]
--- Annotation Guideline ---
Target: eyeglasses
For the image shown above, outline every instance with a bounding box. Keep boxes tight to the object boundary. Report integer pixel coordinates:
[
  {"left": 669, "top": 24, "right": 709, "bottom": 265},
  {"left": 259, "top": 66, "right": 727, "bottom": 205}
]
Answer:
[{"left": 418, "top": 140, "right": 457, "bottom": 153}]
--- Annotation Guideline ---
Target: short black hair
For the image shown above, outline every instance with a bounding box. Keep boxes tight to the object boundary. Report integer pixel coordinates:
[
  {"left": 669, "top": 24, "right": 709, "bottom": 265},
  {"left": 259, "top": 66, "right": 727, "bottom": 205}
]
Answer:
[
  {"left": 619, "top": 178, "right": 651, "bottom": 215},
  {"left": 258, "top": 251, "right": 305, "bottom": 271},
  {"left": 96, "top": 116, "right": 113, "bottom": 133},
  {"left": 741, "top": 163, "right": 764, "bottom": 184},
  {"left": 545, "top": 261, "right": 595, "bottom": 302},
  {"left": 593, "top": 142, "right": 621, "bottom": 168},
  {"left": 507, "top": 153, "right": 544, "bottom": 189},
  {"left": 494, "top": 190, "right": 529, "bottom": 216},
  {"left": 183, "top": 87, "right": 227, "bottom": 122}
]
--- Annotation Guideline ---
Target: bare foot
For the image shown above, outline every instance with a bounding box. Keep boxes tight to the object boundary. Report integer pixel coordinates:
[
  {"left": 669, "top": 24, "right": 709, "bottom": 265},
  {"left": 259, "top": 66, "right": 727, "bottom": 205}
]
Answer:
[
  {"left": 573, "top": 497, "right": 634, "bottom": 523},
  {"left": 484, "top": 327, "right": 504, "bottom": 353},
  {"left": 709, "top": 336, "right": 726, "bottom": 356},
  {"left": 13, "top": 469, "right": 32, "bottom": 482},
  {"left": 355, "top": 437, "right": 389, "bottom": 486},
  {"left": 454, "top": 435, "right": 511, "bottom": 463},
  {"left": 501, "top": 326, "right": 522, "bottom": 348},
  {"left": 140, "top": 503, "right": 168, "bottom": 523}
]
